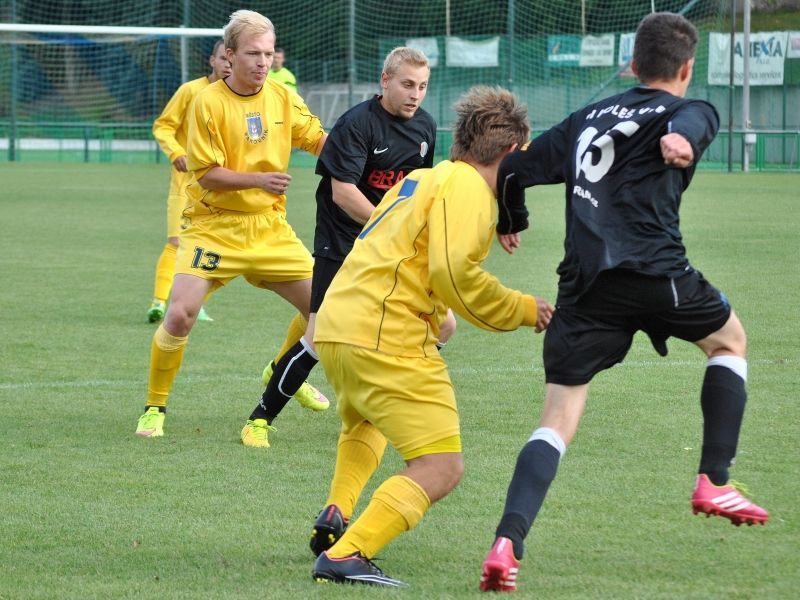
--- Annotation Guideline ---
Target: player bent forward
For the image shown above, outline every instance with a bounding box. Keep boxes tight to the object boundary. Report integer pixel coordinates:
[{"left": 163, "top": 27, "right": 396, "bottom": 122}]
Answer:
[
  {"left": 307, "top": 86, "right": 554, "bottom": 587},
  {"left": 479, "top": 12, "right": 768, "bottom": 594}
]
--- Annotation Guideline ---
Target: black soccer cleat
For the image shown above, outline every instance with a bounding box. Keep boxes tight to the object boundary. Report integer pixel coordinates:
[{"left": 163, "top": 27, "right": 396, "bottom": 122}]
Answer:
[
  {"left": 310, "top": 504, "right": 348, "bottom": 556},
  {"left": 312, "top": 551, "right": 407, "bottom": 587}
]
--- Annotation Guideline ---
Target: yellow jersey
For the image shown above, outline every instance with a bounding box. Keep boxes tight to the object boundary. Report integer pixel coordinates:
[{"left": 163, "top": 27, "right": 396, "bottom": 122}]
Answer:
[
  {"left": 314, "top": 160, "right": 539, "bottom": 358},
  {"left": 267, "top": 67, "right": 297, "bottom": 92},
  {"left": 152, "top": 76, "right": 211, "bottom": 164},
  {"left": 185, "top": 79, "right": 324, "bottom": 215}
]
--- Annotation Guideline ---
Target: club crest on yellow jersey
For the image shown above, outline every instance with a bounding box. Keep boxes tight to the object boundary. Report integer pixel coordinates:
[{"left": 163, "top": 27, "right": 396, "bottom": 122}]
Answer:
[{"left": 245, "top": 112, "right": 267, "bottom": 143}]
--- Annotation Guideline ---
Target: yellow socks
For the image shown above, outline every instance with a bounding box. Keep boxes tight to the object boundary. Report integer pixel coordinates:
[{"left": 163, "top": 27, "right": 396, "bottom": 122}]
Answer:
[
  {"left": 274, "top": 313, "right": 307, "bottom": 363},
  {"left": 147, "top": 324, "right": 188, "bottom": 406},
  {"left": 326, "top": 422, "right": 388, "bottom": 518},
  {"left": 328, "top": 475, "right": 430, "bottom": 559},
  {"left": 153, "top": 243, "right": 177, "bottom": 302}
]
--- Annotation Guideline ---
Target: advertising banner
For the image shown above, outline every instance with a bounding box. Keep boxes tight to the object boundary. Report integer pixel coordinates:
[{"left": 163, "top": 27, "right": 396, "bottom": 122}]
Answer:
[{"left": 708, "top": 31, "right": 788, "bottom": 86}]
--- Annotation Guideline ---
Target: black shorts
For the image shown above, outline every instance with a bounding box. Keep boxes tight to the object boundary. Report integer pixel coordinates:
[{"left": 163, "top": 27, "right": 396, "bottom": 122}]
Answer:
[
  {"left": 543, "top": 269, "right": 732, "bottom": 385},
  {"left": 310, "top": 256, "right": 344, "bottom": 313}
]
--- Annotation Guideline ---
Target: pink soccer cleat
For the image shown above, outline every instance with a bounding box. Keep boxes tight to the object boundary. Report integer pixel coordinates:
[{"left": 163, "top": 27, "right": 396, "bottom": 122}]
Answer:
[
  {"left": 479, "top": 536, "right": 520, "bottom": 592},
  {"left": 691, "top": 473, "right": 769, "bottom": 526}
]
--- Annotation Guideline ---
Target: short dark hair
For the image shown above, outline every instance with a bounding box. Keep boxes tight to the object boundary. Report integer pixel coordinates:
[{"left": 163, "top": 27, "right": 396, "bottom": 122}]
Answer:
[
  {"left": 211, "top": 39, "right": 225, "bottom": 55},
  {"left": 633, "top": 12, "right": 698, "bottom": 82}
]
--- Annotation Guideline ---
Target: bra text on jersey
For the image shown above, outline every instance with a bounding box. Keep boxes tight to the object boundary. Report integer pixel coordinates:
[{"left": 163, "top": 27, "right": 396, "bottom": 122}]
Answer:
[{"left": 368, "top": 169, "right": 405, "bottom": 190}]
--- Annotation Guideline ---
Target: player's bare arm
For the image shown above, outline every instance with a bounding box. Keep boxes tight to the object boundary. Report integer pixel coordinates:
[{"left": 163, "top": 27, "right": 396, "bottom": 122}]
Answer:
[
  {"left": 331, "top": 178, "right": 375, "bottom": 224},
  {"left": 198, "top": 166, "right": 292, "bottom": 195},
  {"left": 660, "top": 132, "right": 694, "bottom": 168}
]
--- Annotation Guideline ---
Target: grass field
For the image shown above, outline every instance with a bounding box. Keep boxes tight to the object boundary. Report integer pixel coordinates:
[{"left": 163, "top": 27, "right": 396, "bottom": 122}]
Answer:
[{"left": 0, "top": 163, "right": 797, "bottom": 599}]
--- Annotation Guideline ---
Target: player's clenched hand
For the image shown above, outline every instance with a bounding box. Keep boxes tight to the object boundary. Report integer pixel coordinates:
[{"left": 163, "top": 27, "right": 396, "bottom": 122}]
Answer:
[
  {"left": 534, "top": 297, "right": 554, "bottom": 333},
  {"left": 497, "top": 232, "right": 521, "bottom": 254},
  {"left": 660, "top": 133, "right": 694, "bottom": 168},
  {"left": 173, "top": 156, "right": 188, "bottom": 172},
  {"left": 261, "top": 172, "right": 292, "bottom": 195}
]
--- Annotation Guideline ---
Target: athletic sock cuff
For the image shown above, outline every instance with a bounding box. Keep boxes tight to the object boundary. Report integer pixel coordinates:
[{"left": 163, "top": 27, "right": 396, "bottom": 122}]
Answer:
[
  {"left": 339, "top": 422, "right": 387, "bottom": 465},
  {"left": 528, "top": 427, "right": 566, "bottom": 457},
  {"left": 154, "top": 324, "right": 188, "bottom": 352},
  {"left": 373, "top": 475, "right": 431, "bottom": 530},
  {"left": 707, "top": 355, "right": 747, "bottom": 382}
]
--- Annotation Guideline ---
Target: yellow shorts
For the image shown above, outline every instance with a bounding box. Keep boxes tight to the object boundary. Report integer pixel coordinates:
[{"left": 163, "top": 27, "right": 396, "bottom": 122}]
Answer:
[
  {"left": 316, "top": 342, "right": 461, "bottom": 461},
  {"left": 166, "top": 170, "right": 190, "bottom": 238},
  {"left": 175, "top": 208, "right": 313, "bottom": 289}
]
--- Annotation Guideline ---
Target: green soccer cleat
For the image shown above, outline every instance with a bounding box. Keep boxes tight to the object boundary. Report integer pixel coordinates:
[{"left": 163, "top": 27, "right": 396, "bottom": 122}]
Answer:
[
  {"left": 147, "top": 300, "right": 166, "bottom": 323},
  {"left": 241, "top": 418, "right": 275, "bottom": 448},
  {"left": 196, "top": 306, "right": 214, "bottom": 322},
  {"left": 262, "top": 361, "right": 330, "bottom": 412},
  {"left": 135, "top": 407, "right": 165, "bottom": 437}
]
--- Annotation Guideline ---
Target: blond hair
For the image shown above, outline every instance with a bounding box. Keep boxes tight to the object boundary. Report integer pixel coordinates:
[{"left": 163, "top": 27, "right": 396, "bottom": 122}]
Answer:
[
  {"left": 224, "top": 10, "right": 275, "bottom": 51},
  {"left": 382, "top": 46, "right": 429, "bottom": 78},
  {"left": 450, "top": 86, "right": 530, "bottom": 165}
]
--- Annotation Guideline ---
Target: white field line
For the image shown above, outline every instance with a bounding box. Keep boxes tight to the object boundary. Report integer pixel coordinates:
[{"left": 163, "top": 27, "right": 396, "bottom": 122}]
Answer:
[{"left": 0, "top": 357, "right": 796, "bottom": 392}]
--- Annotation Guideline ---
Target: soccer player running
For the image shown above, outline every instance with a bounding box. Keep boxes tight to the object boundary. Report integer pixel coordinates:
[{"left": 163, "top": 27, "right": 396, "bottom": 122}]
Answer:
[
  {"left": 147, "top": 40, "right": 231, "bottom": 324},
  {"left": 308, "top": 86, "right": 554, "bottom": 587},
  {"left": 479, "top": 12, "right": 768, "bottom": 593},
  {"left": 241, "top": 47, "right": 457, "bottom": 448},
  {"left": 135, "top": 10, "right": 329, "bottom": 438}
]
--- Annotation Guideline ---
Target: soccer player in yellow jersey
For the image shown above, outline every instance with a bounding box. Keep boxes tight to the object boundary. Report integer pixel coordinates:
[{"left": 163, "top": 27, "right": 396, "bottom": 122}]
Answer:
[
  {"left": 135, "top": 9, "right": 328, "bottom": 439},
  {"left": 309, "top": 86, "right": 554, "bottom": 586},
  {"left": 266, "top": 48, "right": 297, "bottom": 92},
  {"left": 147, "top": 40, "right": 230, "bottom": 324}
]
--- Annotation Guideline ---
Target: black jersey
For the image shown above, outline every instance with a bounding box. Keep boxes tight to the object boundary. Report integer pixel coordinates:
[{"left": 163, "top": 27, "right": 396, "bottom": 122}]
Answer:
[
  {"left": 313, "top": 95, "right": 436, "bottom": 260},
  {"left": 498, "top": 86, "right": 719, "bottom": 305}
]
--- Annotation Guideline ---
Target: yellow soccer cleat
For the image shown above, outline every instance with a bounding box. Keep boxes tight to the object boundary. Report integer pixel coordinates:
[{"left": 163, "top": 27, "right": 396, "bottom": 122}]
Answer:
[
  {"left": 241, "top": 418, "right": 275, "bottom": 448},
  {"left": 135, "top": 406, "right": 165, "bottom": 437},
  {"left": 262, "top": 361, "right": 330, "bottom": 412}
]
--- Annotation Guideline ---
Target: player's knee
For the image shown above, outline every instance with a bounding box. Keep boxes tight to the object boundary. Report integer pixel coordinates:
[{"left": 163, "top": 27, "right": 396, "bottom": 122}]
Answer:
[
  {"left": 701, "top": 313, "right": 747, "bottom": 358},
  {"left": 452, "top": 457, "right": 465, "bottom": 488},
  {"left": 440, "top": 453, "right": 464, "bottom": 495},
  {"left": 409, "top": 452, "right": 464, "bottom": 502},
  {"left": 163, "top": 305, "right": 196, "bottom": 336},
  {"left": 427, "top": 464, "right": 463, "bottom": 503}
]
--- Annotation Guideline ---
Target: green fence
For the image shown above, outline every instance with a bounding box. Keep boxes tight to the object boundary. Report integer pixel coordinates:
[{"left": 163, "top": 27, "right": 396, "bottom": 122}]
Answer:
[{"left": 2, "top": 122, "right": 797, "bottom": 172}]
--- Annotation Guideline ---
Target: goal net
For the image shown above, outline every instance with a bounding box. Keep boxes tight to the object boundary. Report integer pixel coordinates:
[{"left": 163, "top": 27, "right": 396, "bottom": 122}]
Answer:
[{"left": 0, "top": 0, "right": 728, "bottom": 162}]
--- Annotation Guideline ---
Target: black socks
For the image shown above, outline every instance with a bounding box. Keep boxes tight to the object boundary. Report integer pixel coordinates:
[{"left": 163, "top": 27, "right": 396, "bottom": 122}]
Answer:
[
  {"left": 495, "top": 439, "right": 562, "bottom": 560},
  {"left": 698, "top": 364, "right": 747, "bottom": 485},
  {"left": 250, "top": 340, "right": 319, "bottom": 423}
]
